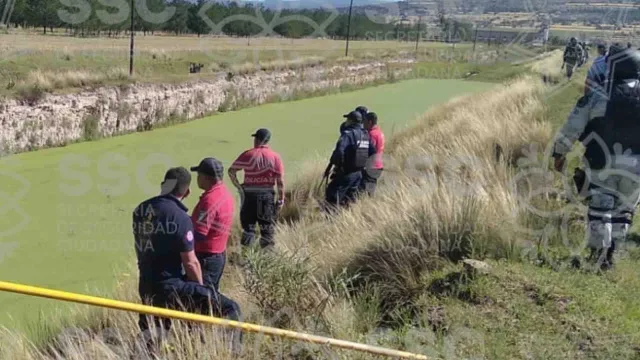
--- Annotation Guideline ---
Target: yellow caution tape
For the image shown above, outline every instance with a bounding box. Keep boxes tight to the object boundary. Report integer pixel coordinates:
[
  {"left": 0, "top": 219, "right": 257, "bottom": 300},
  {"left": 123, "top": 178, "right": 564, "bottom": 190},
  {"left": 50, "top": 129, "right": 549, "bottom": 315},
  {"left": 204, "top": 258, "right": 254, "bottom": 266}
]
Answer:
[{"left": 0, "top": 281, "right": 429, "bottom": 360}]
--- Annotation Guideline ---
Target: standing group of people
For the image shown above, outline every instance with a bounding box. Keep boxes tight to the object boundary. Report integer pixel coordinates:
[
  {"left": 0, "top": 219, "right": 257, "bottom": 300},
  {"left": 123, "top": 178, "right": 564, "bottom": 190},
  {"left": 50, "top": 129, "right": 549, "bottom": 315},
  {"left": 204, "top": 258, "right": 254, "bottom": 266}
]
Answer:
[
  {"left": 324, "top": 105, "right": 385, "bottom": 210},
  {"left": 131, "top": 107, "right": 387, "bottom": 341},
  {"left": 132, "top": 128, "right": 286, "bottom": 342},
  {"left": 553, "top": 43, "right": 640, "bottom": 270}
]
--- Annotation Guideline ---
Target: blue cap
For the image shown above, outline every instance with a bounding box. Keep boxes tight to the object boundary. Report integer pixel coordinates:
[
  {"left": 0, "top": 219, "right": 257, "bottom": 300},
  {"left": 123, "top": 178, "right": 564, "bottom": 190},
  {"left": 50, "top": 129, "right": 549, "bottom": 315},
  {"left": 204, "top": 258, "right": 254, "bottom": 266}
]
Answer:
[
  {"left": 251, "top": 128, "right": 271, "bottom": 142},
  {"left": 190, "top": 157, "right": 224, "bottom": 179},
  {"left": 343, "top": 110, "right": 363, "bottom": 123}
]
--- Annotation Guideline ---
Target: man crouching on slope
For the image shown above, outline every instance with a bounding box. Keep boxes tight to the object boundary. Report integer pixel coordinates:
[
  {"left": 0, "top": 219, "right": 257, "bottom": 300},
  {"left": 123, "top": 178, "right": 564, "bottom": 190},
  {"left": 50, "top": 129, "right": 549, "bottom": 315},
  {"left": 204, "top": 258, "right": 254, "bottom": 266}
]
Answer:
[
  {"left": 133, "top": 167, "right": 241, "bottom": 335},
  {"left": 551, "top": 46, "right": 640, "bottom": 270}
]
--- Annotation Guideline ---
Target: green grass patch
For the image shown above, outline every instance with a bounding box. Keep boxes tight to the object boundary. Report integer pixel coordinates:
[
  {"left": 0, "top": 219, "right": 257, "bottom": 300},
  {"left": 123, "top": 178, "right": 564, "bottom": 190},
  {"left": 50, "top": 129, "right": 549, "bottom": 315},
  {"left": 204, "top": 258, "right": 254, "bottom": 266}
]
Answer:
[
  {"left": 410, "top": 259, "right": 640, "bottom": 358},
  {"left": 411, "top": 58, "right": 547, "bottom": 84},
  {"left": 0, "top": 38, "right": 473, "bottom": 99}
]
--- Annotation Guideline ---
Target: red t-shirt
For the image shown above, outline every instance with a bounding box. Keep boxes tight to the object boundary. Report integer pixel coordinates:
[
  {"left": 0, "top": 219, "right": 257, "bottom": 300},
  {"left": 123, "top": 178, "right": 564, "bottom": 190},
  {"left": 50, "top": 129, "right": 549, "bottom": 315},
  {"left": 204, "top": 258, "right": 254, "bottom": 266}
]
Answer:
[
  {"left": 368, "top": 125, "right": 385, "bottom": 170},
  {"left": 230, "top": 145, "right": 284, "bottom": 188},
  {"left": 191, "top": 183, "right": 235, "bottom": 254}
]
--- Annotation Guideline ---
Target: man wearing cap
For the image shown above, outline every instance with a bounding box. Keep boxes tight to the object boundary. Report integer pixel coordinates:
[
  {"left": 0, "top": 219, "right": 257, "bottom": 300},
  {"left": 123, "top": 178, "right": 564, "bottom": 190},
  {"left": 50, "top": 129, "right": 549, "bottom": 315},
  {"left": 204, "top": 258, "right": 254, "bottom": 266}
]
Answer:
[
  {"left": 133, "top": 167, "right": 241, "bottom": 333},
  {"left": 340, "top": 106, "right": 368, "bottom": 134},
  {"left": 229, "top": 128, "right": 285, "bottom": 249},
  {"left": 190, "top": 158, "right": 234, "bottom": 292},
  {"left": 355, "top": 105, "right": 368, "bottom": 118},
  {"left": 360, "top": 112, "right": 385, "bottom": 196},
  {"left": 325, "top": 111, "right": 376, "bottom": 209}
]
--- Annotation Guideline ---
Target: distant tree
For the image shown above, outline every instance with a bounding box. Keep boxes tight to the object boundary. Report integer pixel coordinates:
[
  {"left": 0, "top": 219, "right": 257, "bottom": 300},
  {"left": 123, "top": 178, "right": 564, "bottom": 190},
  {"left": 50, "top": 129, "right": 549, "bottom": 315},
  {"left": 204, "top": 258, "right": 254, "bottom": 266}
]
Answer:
[
  {"left": 1, "top": 0, "right": 27, "bottom": 27},
  {"left": 26, "top": 0, "right": 58, "bottom": 34},
  {"left": 2, "top": 0, "right": 408, "bottom": 40},
  {"left": 187, "top": 0, "right": 207, "bottom": 37},
  {"left": 164, "top": 0, "right": 188, "bottom": 35}
]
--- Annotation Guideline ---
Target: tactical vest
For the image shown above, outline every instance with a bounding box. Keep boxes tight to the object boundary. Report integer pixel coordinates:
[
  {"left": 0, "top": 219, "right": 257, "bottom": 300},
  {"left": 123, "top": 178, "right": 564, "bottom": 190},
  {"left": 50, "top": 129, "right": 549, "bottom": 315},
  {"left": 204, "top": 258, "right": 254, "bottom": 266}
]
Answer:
[
  {"left": 583, "top": 80, "right": 640, "bottom": 169},
  {"left": 565, "top": 45, "right": 578, "bottom": 60},
  {"left": 343, "top": 129, "right": 370, "bottom": 172}
]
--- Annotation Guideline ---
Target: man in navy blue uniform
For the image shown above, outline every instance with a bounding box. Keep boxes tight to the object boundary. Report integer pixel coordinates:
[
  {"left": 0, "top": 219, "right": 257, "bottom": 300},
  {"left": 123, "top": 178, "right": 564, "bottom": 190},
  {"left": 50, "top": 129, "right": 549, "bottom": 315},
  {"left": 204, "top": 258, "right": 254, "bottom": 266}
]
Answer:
[
  {"left": 339, "top": 105, "right": 368, "bottom": 134},
  {"left": 325, "top": 110, "right": 376, "bottom": 209},
  {"left": 133, "top": 167, "right": 241, "bottom": 332}
]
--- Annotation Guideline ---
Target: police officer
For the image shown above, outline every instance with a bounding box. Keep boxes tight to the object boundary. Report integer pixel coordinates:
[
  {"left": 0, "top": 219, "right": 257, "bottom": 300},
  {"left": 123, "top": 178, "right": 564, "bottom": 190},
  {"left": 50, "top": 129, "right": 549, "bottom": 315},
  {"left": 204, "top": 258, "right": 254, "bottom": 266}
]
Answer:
[
  {"left": 339, "top": 105, "right": 368, "bottom": 134},
  {"left": 133, "top": 167, "right": 241, "bottom": 332},
  {"left": 563, "top": 37, "right": 582, "bottom": 79},
  {"left": 355, "top": 105, "right": 368, "bottom": 118},
  {"left": 325, "top": 110, "right": 376, "bottom": 209},
  {"left": 584, "top": 42, "right": 608, "bottom": 97},
  {"left": 552, "top": 47, "right": 640, "bottom": 270}
]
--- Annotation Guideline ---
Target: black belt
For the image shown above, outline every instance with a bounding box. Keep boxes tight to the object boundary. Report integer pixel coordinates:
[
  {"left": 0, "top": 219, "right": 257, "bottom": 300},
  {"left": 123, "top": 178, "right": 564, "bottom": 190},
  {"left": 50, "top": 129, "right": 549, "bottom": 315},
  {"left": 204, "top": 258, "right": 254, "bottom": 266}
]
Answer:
[
  {"left": 242, "top": 187, "right": 276, "bottom": 194},
  {"left": 338, "top": 169, "right": 363, "bottom": 174},
  {"left": 197, "top": 251, "right": 225, "bottom": 257}
]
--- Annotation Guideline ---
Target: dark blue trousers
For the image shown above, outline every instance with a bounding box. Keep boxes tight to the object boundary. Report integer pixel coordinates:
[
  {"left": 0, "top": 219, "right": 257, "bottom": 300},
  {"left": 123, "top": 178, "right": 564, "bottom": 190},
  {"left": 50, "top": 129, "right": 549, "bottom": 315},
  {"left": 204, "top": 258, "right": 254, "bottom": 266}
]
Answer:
[
  {"left": 197, "top": 252, "right": 226, "bottom": 292},
  {"left": 359, "top": 168, "right": 383, "bottom": 196},
  {"left": 240, "top": 188, "right": 276, "bottom": 248},
  {"left": 138, "top": 277, "right": 241, "bottom": 332},
  {"left": 325, "top": 171, "right": 363, "bottom": 209}
]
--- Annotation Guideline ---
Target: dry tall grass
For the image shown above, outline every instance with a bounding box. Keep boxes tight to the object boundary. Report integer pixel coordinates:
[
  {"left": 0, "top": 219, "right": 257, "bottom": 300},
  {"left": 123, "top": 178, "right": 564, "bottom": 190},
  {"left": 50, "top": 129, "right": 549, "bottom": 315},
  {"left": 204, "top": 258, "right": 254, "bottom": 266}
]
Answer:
[
  {"left": 277, "top": 76, "right": 551, "bottom": 303},
  {"left": 14, "top": 68, "right": 130, "bottom": 99},
  {"left": 526, "top": 49, "right": 565, "bottom": 83},
  {"left": 0, "top": 33, "right": 465, "bottom": 55},
  {"left": 230, "top": 56, "right": 327, "bottom": 75},
  {"left": 0, "top": 75, "right": 555, "bottom": 359}
]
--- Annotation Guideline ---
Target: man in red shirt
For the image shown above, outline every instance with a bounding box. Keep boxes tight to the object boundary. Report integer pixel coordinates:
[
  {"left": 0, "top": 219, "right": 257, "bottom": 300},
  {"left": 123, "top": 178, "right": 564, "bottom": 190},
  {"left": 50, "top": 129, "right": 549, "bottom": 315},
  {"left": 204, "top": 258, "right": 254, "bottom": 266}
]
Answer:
[
  {"left": 361, "top": 112, "right": 385, "bottom": 196},
  {"left": 228, "top": 128, "right": 285, "bottom": 249},
  {"left": 190, "top": 157, "right": 235, "bottom": 291}
]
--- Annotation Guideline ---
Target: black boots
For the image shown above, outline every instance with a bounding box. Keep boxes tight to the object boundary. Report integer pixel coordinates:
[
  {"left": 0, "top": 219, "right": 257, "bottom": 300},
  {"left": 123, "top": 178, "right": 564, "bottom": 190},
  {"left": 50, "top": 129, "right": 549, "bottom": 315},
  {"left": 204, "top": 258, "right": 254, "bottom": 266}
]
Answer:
[{"left": 587, "top": 241, "right": 615, "bottom": 271}]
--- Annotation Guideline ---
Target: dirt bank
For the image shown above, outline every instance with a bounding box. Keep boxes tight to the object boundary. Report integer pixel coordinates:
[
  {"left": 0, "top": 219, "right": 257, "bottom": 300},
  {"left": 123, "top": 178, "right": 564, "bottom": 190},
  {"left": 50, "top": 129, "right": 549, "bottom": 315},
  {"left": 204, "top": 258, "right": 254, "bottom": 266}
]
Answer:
[{"left": 0, "top": 59, "right": 414, "bottom": 155}]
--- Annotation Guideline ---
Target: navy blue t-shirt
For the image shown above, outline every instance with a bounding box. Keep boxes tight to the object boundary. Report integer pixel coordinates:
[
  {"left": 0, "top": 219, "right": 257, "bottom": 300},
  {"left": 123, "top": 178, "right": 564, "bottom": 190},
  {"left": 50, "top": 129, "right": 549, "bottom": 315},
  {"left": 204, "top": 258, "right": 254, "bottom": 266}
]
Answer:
[{"left": 133, "top": 195, "right": 194, "bottom": 285}]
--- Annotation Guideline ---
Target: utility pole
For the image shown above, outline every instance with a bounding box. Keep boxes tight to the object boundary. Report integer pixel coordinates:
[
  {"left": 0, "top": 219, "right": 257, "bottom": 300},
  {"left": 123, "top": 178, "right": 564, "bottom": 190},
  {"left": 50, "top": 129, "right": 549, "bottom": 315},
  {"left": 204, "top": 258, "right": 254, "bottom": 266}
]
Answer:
[
  {"left": 473, "top": 25, "right": 478, "bottom": 54},
  {"left": 345, "top": 0, "right": 354, "bottom": 57},
  {"left": 415, "top": 15, "right": 422, "bottom": 54},
  {"left": 129, "top": 0, "right": 135, "bottom": 77}
]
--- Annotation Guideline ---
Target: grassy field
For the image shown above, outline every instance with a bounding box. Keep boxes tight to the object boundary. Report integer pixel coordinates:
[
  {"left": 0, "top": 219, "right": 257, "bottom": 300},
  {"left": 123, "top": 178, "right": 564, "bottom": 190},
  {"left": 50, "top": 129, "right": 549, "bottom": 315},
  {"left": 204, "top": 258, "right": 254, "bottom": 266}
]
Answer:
[
  {"left": 470, "top": 24, "right": 634, "bottom": 41},
  {"left": 0, "top": 78, "right": 494, "bottom": 338},
  {"left": 0, "top": 33, "right": 477, "bottom": 97}
]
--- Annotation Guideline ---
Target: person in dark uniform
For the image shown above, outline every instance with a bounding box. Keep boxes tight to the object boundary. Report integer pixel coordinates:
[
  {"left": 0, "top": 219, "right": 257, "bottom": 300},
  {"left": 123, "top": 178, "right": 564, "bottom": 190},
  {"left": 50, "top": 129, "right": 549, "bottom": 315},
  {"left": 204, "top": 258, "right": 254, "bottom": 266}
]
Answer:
[
  {"left": 340, "top": 106, "right": 368, "bottom": 134},
  {"left": 133, "top": 167, "right": 241, "bottom": 333},
  {"left": 229, "top": 129, "right": 285, "bottom": 249},
  {"left": 355, "top": 105, "right": 368, "bottom": 118},
  {"left": 324, "top": 111, "right": 376, "bottom": 210},
  {"left": 552, "top": 48, "right": 640, "bottom": 270}
]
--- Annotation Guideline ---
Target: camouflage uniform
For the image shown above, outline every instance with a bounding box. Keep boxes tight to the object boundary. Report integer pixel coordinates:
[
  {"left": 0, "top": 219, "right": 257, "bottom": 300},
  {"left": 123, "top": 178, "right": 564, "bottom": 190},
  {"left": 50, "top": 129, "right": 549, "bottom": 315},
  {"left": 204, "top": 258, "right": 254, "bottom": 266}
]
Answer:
[{"left": 564, "top": 39, "right": 582, "bottom": 78}]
